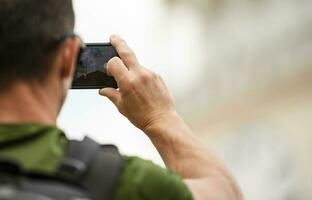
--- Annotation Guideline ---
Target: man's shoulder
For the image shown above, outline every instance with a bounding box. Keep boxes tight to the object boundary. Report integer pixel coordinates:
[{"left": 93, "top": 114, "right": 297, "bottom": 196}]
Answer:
[{"left": 114, "top": 155, "right": 193, "bottom": 200}]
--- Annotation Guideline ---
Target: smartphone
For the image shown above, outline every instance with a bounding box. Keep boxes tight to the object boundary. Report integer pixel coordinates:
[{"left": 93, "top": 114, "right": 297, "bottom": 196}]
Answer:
[{"left": 71, "top": 43, "right": 118, "bottom": 89}]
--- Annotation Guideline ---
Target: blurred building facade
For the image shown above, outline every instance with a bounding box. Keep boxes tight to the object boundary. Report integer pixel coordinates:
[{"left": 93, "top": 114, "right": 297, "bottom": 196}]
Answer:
[{"left": 160, "top": 0, "right": 312, "bottom": 199}]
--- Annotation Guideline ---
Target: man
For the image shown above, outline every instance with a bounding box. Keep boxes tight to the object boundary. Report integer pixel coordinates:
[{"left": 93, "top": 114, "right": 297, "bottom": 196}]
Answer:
[{"left": 0, "top": 0, "right": 242, "bottom": 199}]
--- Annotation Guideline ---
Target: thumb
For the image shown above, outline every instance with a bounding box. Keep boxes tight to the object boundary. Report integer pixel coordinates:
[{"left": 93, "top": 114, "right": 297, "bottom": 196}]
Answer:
[{"left": 99, "top": 88, "right": 121, "bottom": 106}]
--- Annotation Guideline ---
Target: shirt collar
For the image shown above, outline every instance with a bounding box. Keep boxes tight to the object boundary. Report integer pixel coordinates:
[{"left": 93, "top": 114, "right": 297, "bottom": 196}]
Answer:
[{"left": 0, "top": 123, "right": 63, "bottom": 145}]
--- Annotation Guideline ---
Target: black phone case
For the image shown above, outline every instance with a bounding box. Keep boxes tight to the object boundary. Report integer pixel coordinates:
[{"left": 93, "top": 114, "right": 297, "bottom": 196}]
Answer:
[{"left": 71, "top": 43, "right": 118, "bottom": 89}]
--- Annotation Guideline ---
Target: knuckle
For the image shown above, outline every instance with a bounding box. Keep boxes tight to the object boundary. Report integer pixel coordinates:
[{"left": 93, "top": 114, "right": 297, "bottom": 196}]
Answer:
[
  {"left": 140, "top": 71, "right": 152, "bottom": 81},
  {"left": 118, "top": 75, "right": 128, "bottom": 83},
  {"left": 119, "top": 50, "right": 134, "bottom": 59},
  {"left": 121, "top": 77, "right": 136, "bottom": 91},
  {"left": 152, "top": 72, "right": 160, "bottom": 79},
  {"left": 118, "top": 38, "right": 127, "bottom": 44},
  {"left": 127, "top": 77, "right": 137, "bottom": 87},
  {"left": 143, "top": 71, "right": 158, "bottom": 82},
  {"left": 119, "top": 75, "right": 133, "bottom": 86},
  {"left": 123, "top": 86, "right": 135, "bottom": 94}
]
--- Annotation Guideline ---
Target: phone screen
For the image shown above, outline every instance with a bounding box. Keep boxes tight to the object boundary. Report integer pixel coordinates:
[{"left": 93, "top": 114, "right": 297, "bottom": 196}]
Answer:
[{"left": 71, "top": 43, "right": 118, "bottom": 89}]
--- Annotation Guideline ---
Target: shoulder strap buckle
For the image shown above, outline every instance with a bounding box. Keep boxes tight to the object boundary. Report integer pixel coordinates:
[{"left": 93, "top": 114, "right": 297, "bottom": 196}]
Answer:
[{"left": 57, "top": 137, "right": 99, "bottom": 182}]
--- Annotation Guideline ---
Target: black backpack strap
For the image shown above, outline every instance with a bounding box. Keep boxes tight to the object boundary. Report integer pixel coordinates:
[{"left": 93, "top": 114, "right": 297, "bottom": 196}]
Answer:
[{"left": 57, "top": 137, "right": 123, "bottom": 200}]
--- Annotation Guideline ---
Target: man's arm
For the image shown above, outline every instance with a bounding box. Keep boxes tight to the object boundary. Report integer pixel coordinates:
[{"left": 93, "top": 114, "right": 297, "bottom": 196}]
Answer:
[
  {"left": 144, "top": 112, "right": 242, "bottom": 200},
  {"left": 100, "top": 35, "right": 243, "bottom": 200}
]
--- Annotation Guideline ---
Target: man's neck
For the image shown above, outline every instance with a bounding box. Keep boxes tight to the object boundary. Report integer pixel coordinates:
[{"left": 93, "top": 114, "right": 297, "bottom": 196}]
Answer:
[{"left": 0, "top": 82, "right": 59, "bottom": 125}]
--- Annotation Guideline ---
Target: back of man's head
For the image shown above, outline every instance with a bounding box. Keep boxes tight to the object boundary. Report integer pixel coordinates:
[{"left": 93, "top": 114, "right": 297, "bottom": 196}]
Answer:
[{"left": 0, "top": 0, "right": 75, "bottom": 91}]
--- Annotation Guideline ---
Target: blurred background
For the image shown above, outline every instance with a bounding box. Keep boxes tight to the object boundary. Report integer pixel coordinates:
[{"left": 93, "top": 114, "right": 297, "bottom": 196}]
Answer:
[{"left": 58, "top": 0, "right": 312, "bottom": 199}]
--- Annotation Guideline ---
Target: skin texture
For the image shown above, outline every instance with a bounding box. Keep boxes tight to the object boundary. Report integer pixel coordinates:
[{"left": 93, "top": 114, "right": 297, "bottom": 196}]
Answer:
[{"left": 0, "top": 35, "right": 243, "bottom": 199}]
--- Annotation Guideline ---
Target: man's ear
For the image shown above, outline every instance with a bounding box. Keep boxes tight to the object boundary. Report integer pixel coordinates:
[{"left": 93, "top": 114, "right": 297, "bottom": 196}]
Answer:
[{"left": 58, "top": 38, "right": 81, "bottom": 79}]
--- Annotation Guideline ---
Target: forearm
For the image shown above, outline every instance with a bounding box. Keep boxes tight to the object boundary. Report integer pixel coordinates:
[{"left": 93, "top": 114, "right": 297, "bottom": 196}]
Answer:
[
  {"left": 144, "top": 111, "right": 243, "bottom": 199},
  {"left": 144, "top": 111, "right": 207, "bottom": 177},
  {"left": 145, "top": 111, "right": 224, "bottom": 177}
]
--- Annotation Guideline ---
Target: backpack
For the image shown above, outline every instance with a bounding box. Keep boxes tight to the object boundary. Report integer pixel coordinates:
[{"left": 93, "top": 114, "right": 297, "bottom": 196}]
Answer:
[{"left": 0, "top": 137, "right": 123, "bottom": 200}]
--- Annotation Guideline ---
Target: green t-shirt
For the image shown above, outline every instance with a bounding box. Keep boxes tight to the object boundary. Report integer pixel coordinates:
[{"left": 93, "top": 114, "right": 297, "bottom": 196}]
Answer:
[{"left": 0, "top": 124, "right": 193, "bottom": 200}]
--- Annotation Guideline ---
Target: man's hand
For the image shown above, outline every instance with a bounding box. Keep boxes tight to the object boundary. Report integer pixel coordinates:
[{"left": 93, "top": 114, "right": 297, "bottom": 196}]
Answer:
[
  {"left": 99, "top": 35, "right": 176, "bottom": 131},
  {"left": 100, "top": 35, "right": 243, "bottom": 200}
]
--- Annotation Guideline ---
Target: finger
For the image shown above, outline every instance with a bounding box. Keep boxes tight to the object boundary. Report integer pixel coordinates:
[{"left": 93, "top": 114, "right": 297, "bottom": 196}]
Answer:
[
  {"left": 110, "top": 35, "right": 139, "bottom": 69},
  {"left": 107, "top": 57, "right": 128, "bottom": 82},
  {"left": 99, "top": 88, "right": 121, "bottom": 106},
  {"left": 103, "top": 63, "right": 111, "bottom": 76},
  {"left": 105, "top": 63, "right": 112, "bottom": 76}
]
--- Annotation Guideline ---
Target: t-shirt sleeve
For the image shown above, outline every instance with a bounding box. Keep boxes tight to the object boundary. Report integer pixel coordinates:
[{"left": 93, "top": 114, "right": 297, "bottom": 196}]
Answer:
[{"left": 113, "top": 156, "right": 193, "bottom": 200}]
